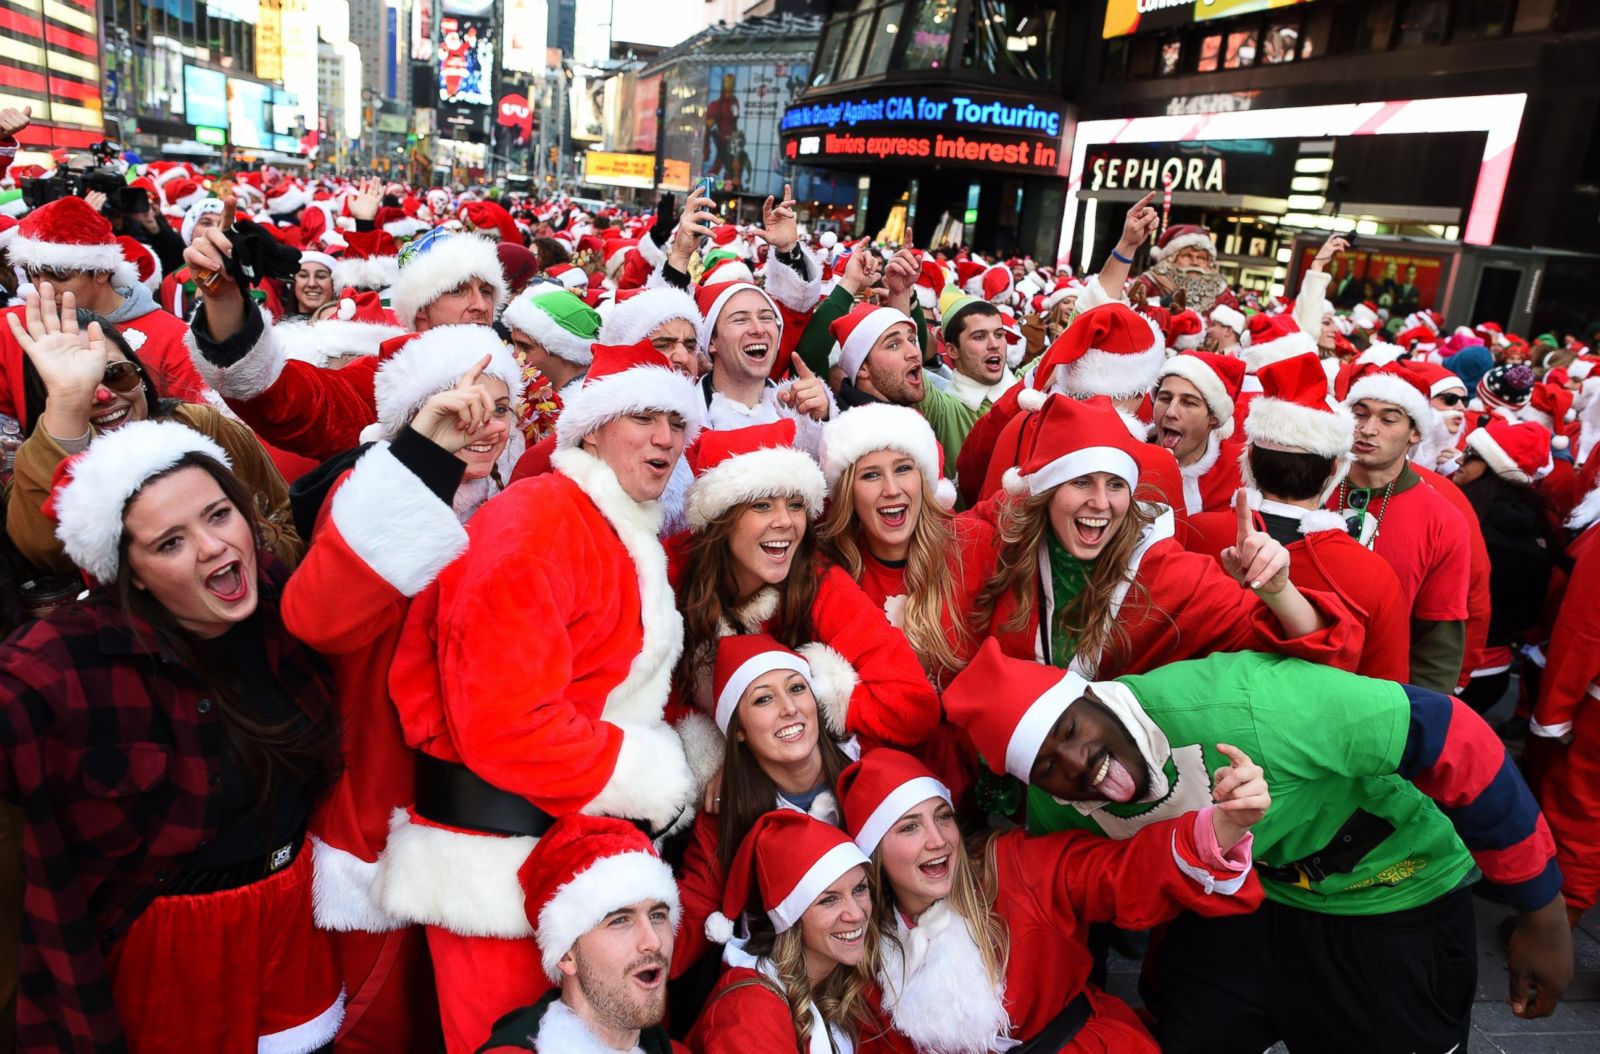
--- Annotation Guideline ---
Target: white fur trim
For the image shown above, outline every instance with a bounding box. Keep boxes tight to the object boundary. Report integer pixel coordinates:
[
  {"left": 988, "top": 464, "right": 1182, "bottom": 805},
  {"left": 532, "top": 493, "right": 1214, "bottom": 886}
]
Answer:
[
  {"left": 554, "top": 365, "right": 705, "bottom": 450},
  {"left": 257, "top": 991, "right": 345, "bottom": 1054},
  {"left": 309, "top": 836, "right": 406, "bottom": 932},
  {"left": 1077, "top": 272, "right": 1123, "bottom": 310},
  {"left": 1002, "top": 466, "right": 1027, "bottom": 496},
  {"left": 796, "top": 641, "right": 859, "bottom": 740},
  {"left": 760, "top": 244, "right": 823, "bottom": 313},
  {"left": 536, "top": 850, "right": 682, "bottom": 982},
  {"left": 877, "top": 900, "right": 1012, "bottom": 1054},
  {"left": 1170, "top": 830, "right": 1249, "bottom": 896},
  {"left": 1159, "top": 356, "right": 1234, "bottom": 431},
  {"left": 1466, "top": 427, "right": 1530, "bottom": 484},
  {"left": 730, "top": 587, "right": 781, "bottom": 633},
  {"left": 1210, "top": 304, "right": 1246, "bottom": 335},
  {"left": 535, "top": 998, "right": 648, "bottom": 1054},
  {"left": 837, "top": 307, "right": 910, "bottom": 380},
  {"left": 685, "top": 446, "right": 827, "bottom": 530},
  {"left": 371, "top": 325, "right": 525, "bottom": 439},
  {"left": 266, "top": 185, "right": 312, "bottom": 216},
  {"left": 853, "top": 775, "right": 950, "bottom": 856},
  {"left": 696, "top": 282, "right": 781, "bottom": 353},
  {"left": 1005, "top": 671, "right": 1088, "bottom": 780},
  {"left": 1022, "top": 446, "right": 1140, "bottom": 497},
  {"left": 1052, "top": 339, "right": 1167, "bottom": 400},
  {"left": 580, "top": 722, "right": 695, "bottom": 832},
  {"left": 1530, "top": 718, "right": 1573, "bottom": 739},
  {"left": 501, "top": 292, "right": 598, "bottom": 367},
  {"left": 636, "top": 231, "right": 667, "bottom": 270},
  {"left": 600, "top": 286, "right": 704, "bottom": 349},
  {"left": 676, "top": 710, "right": 725, "bottom": 793},
  {"left": 935, "top": 478, "right": 957, "bottom": 510},
  {"left": 1016, "top": 386, "right": 1047, "bottom": 412},
  {"left": 53, "top": 420, "right": 231, "bottom": 583},
  {"left": 6, "top": 234, "right": 140, "bottom": 291},
  {"left": 1297, "top": 509, "right": 1349, "bottom": 535},
  {"left": 1240, "top": 331, "right": 1317, "bottom": 374},
  {"left": 1244, "top": 397, "right": 1354, "bottom": 459},
  {"left": 771, "top": 841, "right": 869, "bottom": 931},
  {"left": 274, "top": 318, "right": 405, "bottom": 368},
  {"left": 186, "top": 306, "right": 287, "bottom": 400},
  {"left": 819, "top": 403, "right": 941, "bottom": 492},
  {"left": 1567, "top": 482, "right": 1600, "bottom": 532},
  {"left": 384, "top": 217, "right": 432, "bottom": 240},
  {"left": 377, "top": 809, "right": 537, "bottom": 938},
  {"left": 390, "top": 234, "right": 507, "bottom": 329},
  {"left": 1346, "top": 373, "right": 1435, "bottom": 432},
  {"left": 1150, "top": 231, "right": 1216, "bottom": 263},
  {"left": 329, "top": 443, "right": 469, "bottom": 596},
  {"left": 331, "top": 254, "right": 400, "bottom": 292},
  {"left": 705, "top": 911, "right": 736, "bottom": 944}
]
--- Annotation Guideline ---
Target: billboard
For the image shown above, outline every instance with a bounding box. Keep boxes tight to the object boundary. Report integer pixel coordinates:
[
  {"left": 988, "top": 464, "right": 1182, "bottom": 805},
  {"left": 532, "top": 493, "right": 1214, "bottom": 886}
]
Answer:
[
  {"left": 438, "top": 17, "right": 494, "bottom": 107},
  {"left": 702, "top": 61, "right": 822, "bottom": 200},
  {"left": 256, "top": 0, "right": 283, "bottom": 81},
  {"left": 184, "top": 65, "right": 229, "bottom": 130},
  {"left": 502, "top": 0, "right": 548, "bottom": 74},
  {"left": 412, "top": 0, "right": 434, "bottom": 61},
  {"left": 1297, "top": 245, "right": 1449, "bottom": 316},
  {"left": 1103, "top": 0, "right": 1315, "bottom": 40},
  {"left": 228, "top": 78, "right": 272, "bottom": 149},
  {"left": 583, "top": 151, "right": 657, "bottom": 189},
  {"left": 570, "top": 66, "right": 606, "bottom": 143}
]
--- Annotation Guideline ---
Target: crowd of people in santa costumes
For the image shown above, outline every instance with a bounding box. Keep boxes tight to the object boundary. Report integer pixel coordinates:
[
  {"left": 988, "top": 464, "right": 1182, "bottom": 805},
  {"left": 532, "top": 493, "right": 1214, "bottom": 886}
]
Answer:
[{"left": 2, "top": 97, "right": 1599, "bottom": 1054}]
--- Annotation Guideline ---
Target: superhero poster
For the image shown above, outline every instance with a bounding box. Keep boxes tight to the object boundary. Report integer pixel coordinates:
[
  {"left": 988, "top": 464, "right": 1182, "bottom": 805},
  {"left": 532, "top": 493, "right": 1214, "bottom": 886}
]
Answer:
[
  {"left": 438, "top": 16, "right": 494, "bottom": 107},
  {"left": 1297, "top": 245, "right": 1447, "bottom": 316}
]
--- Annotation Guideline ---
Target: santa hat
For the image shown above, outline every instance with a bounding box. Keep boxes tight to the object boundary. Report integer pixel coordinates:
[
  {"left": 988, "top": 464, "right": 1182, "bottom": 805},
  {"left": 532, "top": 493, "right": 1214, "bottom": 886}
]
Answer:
[
  {"left": 1042, "top": 275, "right": 1084, "bottom": 315},
  {"left": 1157, "top": 351, "right": 1245, "bottom": 438},
  {"left": 180, "top": 197, "right": 225, "bottom": 245},
  {"left": 1209, "top": 303, "right": 1246, "bottom": 336},
  {"left": 914, "top": 258, "right": 946, "bottom": 312},
  {"left": 1165, "top": 309, "right": 1205, "bottom": 352},
  {"left": 116, "top": 236, "right": 161, "bottom": 292},
  {"left": 699, "top": 249, "right": 755, "bottom": 288},
  {"left": 979, "top": 264, "right": 1013, "bottom": 303},
  {"left": 1027, "top": 302, "right": 1165, "bottom": 401},
  {"left": 830, "top": 303, "right": 913, "bottom": 380},
  {"left": 1568, "top": 355, "right": 1600, "bottom": 383},
  {"left": 1467, "top": 420, "right": 1553, "bottom": 484},
  {"left": 1406, "top": 360, "right": 1468, "bottom": 399},
  {"left": 1519, "top": 382, "right": 1575, "bottom": 445},
  {"left": 693, "top": 281, "right": 781, "bottom": 354},
  {"left": 704, "top": 810, "right": 868, "bottom": 944},
  {"left": 299, "top": 249, "right": 338, "bottom": 273},
  {"left": 1344, "top": 362, "right": 1435, "bottom": 431},
  {"left": 502, "top": 287, "right": 601, "bottom": 367},
  {"left": 1349, "top": 301, "right": 1381, "bottom": 331},
  {"left": 1149, "top": 223, "right": 1216, "bottom": 263},
  {"left": 1240, "top": 313, "right": 1317, "bottom": 374},
  {"left": 391, "top": 227, "right": 508, "bottom": 329},
  {"left": 1244, "top": 353, "right": 1355, "bottom": 461},
  {"left": 819, "top": 403, "right": 957, "bottom": 510},
  {"left": 51, "top": 420, "right": 231, "bottom": 584},
  {"left": 543, "top": 262, "right": 589, "bottom": 291},
  {"left": 265, "top": 180, "right": 311, "bottom": 217},
  {"left": 332, "top": 230, "right": 402, "bottom": 292},
  {"left": 459, "top": 200, "right": 519, "bottom": 243},
  {"left": 276, "top": 289, "right": 406, "bottom": 367},
  {"left": 517, "top": 814, "right": 680, "bottom": 983},
  {"left": 837, "top": 748, "right": 951, "bottom": 856},
  {"left": 1002, "top": 394, "right": 1144, "bottom": 498},
  {"left": 944, "top": 637, "right": 1088, "bottom": 782},
  {"left": 162, "top": 178, "right": 208, "bottom": 214},
  {"left": 553, "top": 338, "right": 705, "bottom": 450},
  {"left": 603, "top": 238, "right": 639, "bottom": 277},
  {"left": 8, "top": 196, "right": 139, "bottom": 290},
  {"left": 364, "top": 325, "right": 525, "bottom": 442},
  {"left": 600, "top": 286, "right": 704, "bottom": 349},
  {"left": 712, "top": 632, "right": 855, "bottom": 737},
  {"left": 684, "top": 419, "right": 826, "bottom": 531}
]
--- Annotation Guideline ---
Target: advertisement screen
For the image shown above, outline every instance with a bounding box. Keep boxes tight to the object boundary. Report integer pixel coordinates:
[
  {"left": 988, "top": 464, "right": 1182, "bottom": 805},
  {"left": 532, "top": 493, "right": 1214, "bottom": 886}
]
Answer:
[
  {"left": 1103, "top": 0, "right": 1314, "bottom": 40},
  {"left": 1297, "top": 245, "right": 1448, "bottom": 316},
  {"left": 228, "top": 78, "right": 272, "bottom": 149},
  {"left": 184, "top": 65, "right": 229, "bottom": 130},
  {"left": 438, "top": 16, "right": 493, "bottom": 107}
]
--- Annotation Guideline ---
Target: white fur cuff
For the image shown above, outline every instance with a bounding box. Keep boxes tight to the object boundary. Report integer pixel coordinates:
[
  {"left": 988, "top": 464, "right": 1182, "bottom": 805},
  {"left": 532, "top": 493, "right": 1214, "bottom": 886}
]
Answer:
[
  {"left": 581, "top": 722, "right": 694, "bottom": 831},
  {"left": 186, "top": 306, "right": 286, "bottom": 400},
  {"left": 797, "top": 642, "right": 859, "bottom": 739},
  {"left": 377, "top": 809, "right": 537, "bottom": 938},
  {"left": 761, "top": 245, "right": 823, "bottom": 313},
  {"left": 676, "top": 711, "right": 725, "bottom": 793},
  {"left": 329, "top": 443, "right": 469, "bottom": 597},
  {"left": 310, "top": 836, "right": 407, "bottom": 932}
]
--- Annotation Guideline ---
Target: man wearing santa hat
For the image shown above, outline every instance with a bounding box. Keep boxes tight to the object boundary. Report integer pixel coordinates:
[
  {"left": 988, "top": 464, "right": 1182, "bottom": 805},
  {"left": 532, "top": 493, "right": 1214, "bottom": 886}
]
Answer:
[
  {"left": 1333, "top": 362, "right": 1472, "bottom": 691},
  {"left": 945, "top": 639, "right": 1574, "bottom": 1053},
  {"left": 1205, "top": 302, "right": 1247, "bottom": 355},
  {"left": 1131, "top": 222, "right": 1240, "bottom": 316},
  {"left": 1151, "top": 350, "right": 1246, "bottom": 516},
  {"left": 1, "top": 195, "right": 208, "bottom": 423},
  {"left": 477, "top": 816, "right": 686, "bottom": 1053},
  {"left": 185, "top": 213, "right": 508, "bottom": 461},
  {"left": 382, "top": 340, "right": 719, "bottom": 1053}
]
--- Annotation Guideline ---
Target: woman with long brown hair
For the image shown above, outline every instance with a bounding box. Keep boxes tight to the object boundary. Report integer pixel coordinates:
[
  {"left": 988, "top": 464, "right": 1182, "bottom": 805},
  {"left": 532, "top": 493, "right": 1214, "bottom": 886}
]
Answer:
[
  {"left": 0, "top": 418, "right": 343, "bottom": 1051},
  {"left": 670, "top": 420, "right": 939, "bottom": 752},
  {"left": 969, "top": 393, "right": 1360, "bottom": 681}
]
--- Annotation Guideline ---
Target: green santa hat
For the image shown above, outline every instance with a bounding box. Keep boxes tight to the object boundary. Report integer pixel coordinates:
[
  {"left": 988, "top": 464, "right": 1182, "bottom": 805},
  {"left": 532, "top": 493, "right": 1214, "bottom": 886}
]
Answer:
[
  {"left": 500, "top": 287, "right": 603, "bottom": 367},
  {"left": 938, "top": 287, "right": 994, "bottom": 340},
  {"left": 698, "top": 249, "right": 755, "bottom": 287}
]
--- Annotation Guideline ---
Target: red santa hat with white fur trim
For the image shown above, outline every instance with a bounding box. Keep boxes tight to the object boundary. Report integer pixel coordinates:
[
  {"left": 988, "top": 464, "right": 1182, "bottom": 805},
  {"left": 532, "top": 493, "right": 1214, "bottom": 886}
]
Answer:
[
  {"left": 1158, "top": 351, "right": 1245, "bottom": 439},
  {"left": 684, "top": 419, "right": 826, "bottom": 531},
  {"left": 1021, "top": 302, "right": 1166, "bottom": 404},
  {"left": 553, "top": 338, "right": 706, "bottom": 450},
  {"left": 8, "top": 196, "right": 140, "bottom": 290},
  {"left": 1342, "top": 361, "right": 1436, "bottom": 432},
  {"left": 830, "top": 303, "right": 913, "bottom": 381},
  {"left": 1149, "top": 223, "right": 1217, "bottom": 263},
  {"left": 943, "top": 636, "right": 1090, "bottom": 782},
  {"left": 1467, "top": 420, "right": 1552, "bottom": 484},
  {"left": 517, "top": 814, "right": 681, "bottom": 982},
  {"left": 1241, "top": 352, "right": 1355, "bottom": 502},
  {"left": 705, "top": 809, "right": 868, "bottom": 944},
  {"left": 116, "top": 235, "right": 162, "bottom": 293},
  {"left": 837, "top": 748, "right": 951, "bottom": 855},
  {"left": 49, "top": 420, "right": 231, "bottom": 584},
  {"left": 1240, "top": 312, "right": 1317, "bottom": 375},
  {"left": 1209, "top": 302, "right": 1246, "bottom": 336},
  {"left": 360, "top": 324, "right": 526, "bottom": 442},
  {"left": 819, "top": 403, "right": 957, "bottom": 510},
  {"left": 1002, "top": 393, "right": 1146, "bottom": 498},
  {"left": 276, "top": 288, "right": 406, "bottom": 367},
  {"left": 712, "top": 632, "right": 857, "bottom": 739}
]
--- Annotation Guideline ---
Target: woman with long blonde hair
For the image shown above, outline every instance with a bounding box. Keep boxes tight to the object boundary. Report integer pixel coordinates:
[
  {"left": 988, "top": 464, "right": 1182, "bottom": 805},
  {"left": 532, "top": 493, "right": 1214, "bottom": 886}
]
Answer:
[
  {"left": 838, "top": 748, "right": 1269, "bottom": 1052},
  {"left": 969, "top": 393, "right": 1359, "bottom": 681},
  {"left": 689, "top": 811, "right": 889, "bottom": 1054}
]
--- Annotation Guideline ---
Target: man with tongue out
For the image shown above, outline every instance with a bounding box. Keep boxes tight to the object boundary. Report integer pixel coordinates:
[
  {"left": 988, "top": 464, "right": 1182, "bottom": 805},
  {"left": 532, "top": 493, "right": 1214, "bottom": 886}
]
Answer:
[
  {"left": 945, "top": 639, "right": 1575, "bottom": 1054},
  {"left": 1150, "top": 350, "right": 1247, "bottom": 516}
]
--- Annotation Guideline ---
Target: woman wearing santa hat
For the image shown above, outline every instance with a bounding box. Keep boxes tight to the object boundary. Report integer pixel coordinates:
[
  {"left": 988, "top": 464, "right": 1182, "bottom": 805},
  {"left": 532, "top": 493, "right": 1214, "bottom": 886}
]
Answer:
[
  {"left": 6, "top": 283, "right": 302, "bottom": 575},
  {"left": 838, "top": 747, "right": 1266, "bottom": 1052},
  {"left": 0, "top": 418, "right": 343, "bottom": 1051},
  {"left": 284, "top": 249, "right": 338, "bottom": 319},
  {"left": 671, "top": 419, "right": 940, "bottom": 753},
  {"left": 673, "top": 634, "right": 859, "bottom": 980},
  {"left": 688, "top": 810, "right": 886, "bottom": 1054},
  {"left": 969, "top": 393, "right": 1359, "bottom": 681}
]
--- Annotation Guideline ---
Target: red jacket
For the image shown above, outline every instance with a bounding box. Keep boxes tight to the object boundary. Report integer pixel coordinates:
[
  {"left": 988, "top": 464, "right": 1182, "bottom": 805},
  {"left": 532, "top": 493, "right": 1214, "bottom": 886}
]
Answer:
[{"left": 1412, "top": 463, "right": 1492, "bottom": 686}]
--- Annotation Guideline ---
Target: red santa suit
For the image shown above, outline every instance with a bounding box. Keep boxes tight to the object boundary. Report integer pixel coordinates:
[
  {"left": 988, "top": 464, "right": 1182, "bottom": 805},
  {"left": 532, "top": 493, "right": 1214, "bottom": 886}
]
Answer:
[
  {"left": 1187, "top": 501, "right": 1411, "bottom": 682},
  {"left": 1176, "top": 430, "right": 1246, "bottom": 516},
  {"left": 1413, "top": 462, "right": 1494, "bottom": 689}
]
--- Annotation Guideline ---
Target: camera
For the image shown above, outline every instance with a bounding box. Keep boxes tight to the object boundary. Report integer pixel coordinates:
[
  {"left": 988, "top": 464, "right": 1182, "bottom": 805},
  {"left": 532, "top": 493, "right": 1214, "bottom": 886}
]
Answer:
[{"left": 19, "top": 140, "right": 148, "bottom": 214}]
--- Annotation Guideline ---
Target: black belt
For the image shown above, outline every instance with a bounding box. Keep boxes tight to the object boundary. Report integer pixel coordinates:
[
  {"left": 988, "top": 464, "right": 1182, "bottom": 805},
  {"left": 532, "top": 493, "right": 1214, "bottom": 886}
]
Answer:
[
  {"left": 413, "top": 755, "right": 658, "bottom": 840},
  {"left": 1256, "top": 808, "right": 1396, "bottom": 889},
  {"left": 163, "top": 831, "right": 304, "bottom": 896},
  {"left": 1012, "top": 992, "right": 1091, "bottom": 1053}
]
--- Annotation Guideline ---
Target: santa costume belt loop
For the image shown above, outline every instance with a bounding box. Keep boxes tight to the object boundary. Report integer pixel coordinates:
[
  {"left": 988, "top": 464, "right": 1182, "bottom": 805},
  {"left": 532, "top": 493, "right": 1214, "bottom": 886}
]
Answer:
[
  {"left": 162, "top": 828, "right": 306, "bottom": 897},
  {"left": 1253, "top": 808, "right": 1395, "bottom": 889},
  {"left": 1011, "top": 991, "right": 1092, "bottom": 1053},
  {"left": 413, "top": 754, "right": 654, "bottom": 840}
]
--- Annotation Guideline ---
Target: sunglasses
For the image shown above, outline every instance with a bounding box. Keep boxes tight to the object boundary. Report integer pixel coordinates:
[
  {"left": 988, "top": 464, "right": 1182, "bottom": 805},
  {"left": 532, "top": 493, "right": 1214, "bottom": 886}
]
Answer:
[
  {"left": 102, "top": 361, "right": 144, "bottom": 394},
  {"left": 1434, "top": 392, "right": 1467, "bottom": 407},
  {"left": 1345, "top": 487, "right": 1373, "bottom": 511}
]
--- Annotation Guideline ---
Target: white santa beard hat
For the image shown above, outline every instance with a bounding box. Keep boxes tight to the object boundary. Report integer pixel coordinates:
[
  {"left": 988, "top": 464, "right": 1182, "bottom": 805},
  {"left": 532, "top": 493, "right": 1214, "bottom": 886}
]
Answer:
[
  {"left": 600, "top": 287, "right": 705, "bottom": 350},
  {"left": 390, "top": 234, "right": 509, "bottom": 330},
  {"left": 364, "top": 325, "right": 526, "bottom": 441},
  {"left": 819, "top": 403, "right": 954, "bottom": 508},
  {"left": 54, "top": 420, "right": 233, "bottom": 584}
]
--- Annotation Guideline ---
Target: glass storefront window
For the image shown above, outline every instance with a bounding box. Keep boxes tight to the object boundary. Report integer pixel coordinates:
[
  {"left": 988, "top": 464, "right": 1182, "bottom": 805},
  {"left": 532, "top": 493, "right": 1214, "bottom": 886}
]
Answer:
[
  {"left": 1360, "top": 1, "right": 1397, "bottom": 50},
  {"left": 1513, "top": 0, "right": 1557, "bottom": 33},
  {"left": 1453, "top": 0, "right": 1514, "bottom": 39},
  {"left": 1262, "top": 21, "right": 1299, "bottom": 63},
  {"left": 811, "top": 19, "right": 846, "bottom": 86},
  {"left": 901, "top": 0, "right": 955, "bottom": 71},
  {"left": 863, "top": 8, "right": 902, "bottom": 76},
  {"left": 835, "top": 14, "right": 874, "bottom": 82},
  {"left": 1195, "top": 33, "right": 1221, "bottom": 73},
  {"left": 960, "top": 1, "right": 1056, "bottom": 82}
]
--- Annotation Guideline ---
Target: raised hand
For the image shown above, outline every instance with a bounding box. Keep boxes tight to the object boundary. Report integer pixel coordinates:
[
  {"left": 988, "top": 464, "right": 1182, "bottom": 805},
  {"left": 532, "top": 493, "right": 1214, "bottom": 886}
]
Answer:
[
  {"left": 0, "top": 104, "right": 30, "bottom": 139},
  {"left": 839, "top": 245, "right": 881, "bottom": 297},
  {"left": 184, "top": 194, "right": 237, "bottom": 295},
  {"left": 347, "top": 176, "right": 384, "bottom": 222},
  {"left": 82, "top": 190, "right": 108, "bottom": 214},
  {"left": 1119, "top": 190, "right": 1159, "bottom": 252},
  {"left": 1209, "top": 742, "right": 1270, "bottom": 851},
  {"left": 881, "top": 250, "right": 919, "bottom": 310},
  {"left": 5, "top": 285, "right": 109, "bottom": 406},
  {"left": 778, "top": 356, "right": 830, "bottom": 421},
  {"left": 1220, "top": 489, "right": 1291, "bottom": 593},
  {"left": 669, "top": 186, "right": 720, "bottom": 269},
  {"left": 1311, "top": 234, "right": 1349, "bottom": 274},
  {"left": 408, "top": 355, "right": 498, "bottom": 454},
  {"left": 761, "top": 182, "right": 799, "bottom": 253}
]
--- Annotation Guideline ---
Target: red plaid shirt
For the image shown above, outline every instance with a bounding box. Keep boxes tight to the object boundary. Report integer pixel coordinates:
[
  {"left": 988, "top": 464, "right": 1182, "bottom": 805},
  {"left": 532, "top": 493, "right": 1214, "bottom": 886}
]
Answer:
[{"left": 0, "top": 561, "right": 333, "bottom": 1053}]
